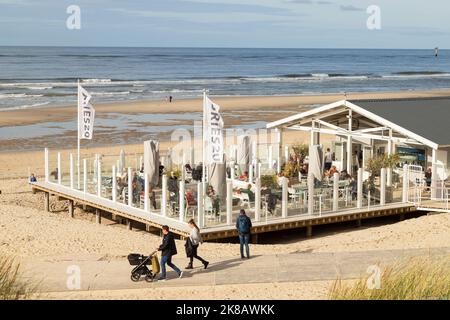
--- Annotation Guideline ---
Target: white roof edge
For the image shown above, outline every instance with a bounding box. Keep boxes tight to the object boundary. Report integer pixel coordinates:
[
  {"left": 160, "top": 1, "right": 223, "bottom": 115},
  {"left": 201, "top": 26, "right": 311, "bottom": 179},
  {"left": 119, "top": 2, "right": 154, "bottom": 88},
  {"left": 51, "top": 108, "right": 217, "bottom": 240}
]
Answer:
[
  {"left": 266, "top": 99, "right": 439, "bottom": 150},
  {"left": 266, "top": 100, "right": 346, "bottom": 129}
]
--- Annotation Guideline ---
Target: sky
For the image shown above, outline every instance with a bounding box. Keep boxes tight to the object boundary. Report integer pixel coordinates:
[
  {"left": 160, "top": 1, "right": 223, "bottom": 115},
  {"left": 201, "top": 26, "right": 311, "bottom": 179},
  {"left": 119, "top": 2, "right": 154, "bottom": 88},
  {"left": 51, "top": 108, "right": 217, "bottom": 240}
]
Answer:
[{"left": 1, "top": 0, "right": 449, "bottom": 48}]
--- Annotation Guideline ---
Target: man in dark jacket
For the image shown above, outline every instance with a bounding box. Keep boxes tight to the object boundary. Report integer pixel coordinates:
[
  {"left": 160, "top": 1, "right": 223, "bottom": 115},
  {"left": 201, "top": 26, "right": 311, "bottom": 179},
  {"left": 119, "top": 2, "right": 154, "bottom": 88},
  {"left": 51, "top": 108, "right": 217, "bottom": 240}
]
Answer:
[
  {"left": 236, "top": 209, "right": 252, "bottom": 259},
  {"left": 157, "top": 225, "right": 183, "bottom": 281}
]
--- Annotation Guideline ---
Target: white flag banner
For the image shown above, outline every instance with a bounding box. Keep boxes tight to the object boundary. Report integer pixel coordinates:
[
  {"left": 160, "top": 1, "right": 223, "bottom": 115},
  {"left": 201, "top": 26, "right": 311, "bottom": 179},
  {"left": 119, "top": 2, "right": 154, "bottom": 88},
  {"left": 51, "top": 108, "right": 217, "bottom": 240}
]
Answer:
[
  {"left": 78, "top": 84, "right": 91, "bottom": 108},
  {"left": 205, "top": 95, "right": 224, "bottom": 164},
  {"left": 78, "top": 84, "right": 95, "bottom": 140}
]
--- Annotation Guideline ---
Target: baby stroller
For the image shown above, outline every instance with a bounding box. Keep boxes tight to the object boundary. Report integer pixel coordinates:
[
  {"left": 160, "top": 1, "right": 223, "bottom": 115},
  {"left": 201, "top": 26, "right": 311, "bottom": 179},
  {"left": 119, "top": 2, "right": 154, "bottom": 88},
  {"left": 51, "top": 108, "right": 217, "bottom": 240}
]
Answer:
[{"left": 127, "top": 251, "right": 160, "bottom": 282}]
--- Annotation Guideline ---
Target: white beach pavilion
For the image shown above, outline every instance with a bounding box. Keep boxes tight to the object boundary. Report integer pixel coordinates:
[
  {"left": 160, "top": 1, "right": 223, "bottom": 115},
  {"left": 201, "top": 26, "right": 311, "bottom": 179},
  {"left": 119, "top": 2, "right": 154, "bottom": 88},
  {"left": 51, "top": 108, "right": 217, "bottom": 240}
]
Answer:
[{"left": 267, "top": 97, "right": 450, "bottom": 207}]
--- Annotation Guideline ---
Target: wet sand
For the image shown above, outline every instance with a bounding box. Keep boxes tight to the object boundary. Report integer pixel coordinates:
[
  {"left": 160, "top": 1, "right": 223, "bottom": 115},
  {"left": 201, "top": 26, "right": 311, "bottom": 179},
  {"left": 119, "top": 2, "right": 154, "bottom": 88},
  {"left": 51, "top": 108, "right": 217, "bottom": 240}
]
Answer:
[{"left": 2, "top": 89, "right": 450, "bottom": 128}]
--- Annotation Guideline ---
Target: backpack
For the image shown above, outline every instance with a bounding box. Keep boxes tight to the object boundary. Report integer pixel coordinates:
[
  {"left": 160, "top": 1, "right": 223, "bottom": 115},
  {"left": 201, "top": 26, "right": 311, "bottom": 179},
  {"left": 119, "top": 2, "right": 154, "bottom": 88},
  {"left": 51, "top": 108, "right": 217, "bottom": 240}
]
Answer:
[{"left": 238, "top": 216, "right": 251, "bottom": 234}]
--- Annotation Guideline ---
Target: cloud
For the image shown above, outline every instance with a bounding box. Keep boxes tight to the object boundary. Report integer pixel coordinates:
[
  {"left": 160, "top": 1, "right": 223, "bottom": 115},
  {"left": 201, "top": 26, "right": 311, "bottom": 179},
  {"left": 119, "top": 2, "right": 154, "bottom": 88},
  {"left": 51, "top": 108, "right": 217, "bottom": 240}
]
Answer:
[{"left": 340, "top": 4, "right": 364, "bottom": 12}]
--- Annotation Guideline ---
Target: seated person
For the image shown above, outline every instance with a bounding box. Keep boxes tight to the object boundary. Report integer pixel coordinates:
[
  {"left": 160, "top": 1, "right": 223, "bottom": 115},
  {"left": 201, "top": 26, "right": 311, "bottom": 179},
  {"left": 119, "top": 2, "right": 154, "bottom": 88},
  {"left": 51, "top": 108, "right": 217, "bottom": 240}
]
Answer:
[
  {"left": 184, "top": 164, "right": 193, "bottom": 182},
  {"left": 207, "top": 185, "right": 220, "bottom": 214},
  {"left": 239, "top": 171, "right": 249, "bottom": 181},
  {"left": 185, "top": 189, "right": 197, "bottom": 206},
  {"left": 50, "top": 168, "right": 59, "bottom": 181},
  {"left": 299, "top": 164, "right": 308, "bottom": 175},
  {"left": 329, "top": 166, "right": 338, "bottom": 176},
  {"left": 339, "top": 170, "right": 351, "bottom": 181},
  {"left": 131, "top": 177, "right": 143, "bottom": 204},
  {"left": 29, "top": 173, "right": 37, "bottom": 183},
  {"left": 192, "top": 165, "right": 203, "bottom": 182},
  {"left": 168, "top": 171, "right": 179, "bottom": 210},
  {"left": 239, "top": 184, "right": 255, "bottom": 202}
]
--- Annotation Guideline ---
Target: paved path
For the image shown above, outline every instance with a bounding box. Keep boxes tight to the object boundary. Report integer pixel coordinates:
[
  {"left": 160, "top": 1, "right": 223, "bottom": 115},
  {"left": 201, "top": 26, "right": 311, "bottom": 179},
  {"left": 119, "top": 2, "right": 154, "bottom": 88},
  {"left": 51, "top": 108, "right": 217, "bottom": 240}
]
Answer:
[{"left": 24, "top": 247, "right": 450, "bottom": 293}]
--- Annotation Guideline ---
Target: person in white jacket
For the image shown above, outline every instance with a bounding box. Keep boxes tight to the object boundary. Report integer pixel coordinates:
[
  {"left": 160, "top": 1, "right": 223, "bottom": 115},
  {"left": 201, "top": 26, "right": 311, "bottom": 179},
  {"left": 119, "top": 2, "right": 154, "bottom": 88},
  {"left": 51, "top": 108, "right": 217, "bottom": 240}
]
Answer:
[{"left": 185, "top": 219, "right": 209, "bottom": 270}]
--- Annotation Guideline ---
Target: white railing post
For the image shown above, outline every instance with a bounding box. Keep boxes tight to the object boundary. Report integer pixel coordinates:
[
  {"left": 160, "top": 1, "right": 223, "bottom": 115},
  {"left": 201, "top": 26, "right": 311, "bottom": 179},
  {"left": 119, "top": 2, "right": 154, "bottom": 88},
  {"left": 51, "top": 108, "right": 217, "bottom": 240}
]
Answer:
[
  {"left": 402, "top": 164, "right": 408, "bottom": 202},
  {"left": 357, "top": 168, "right": 363, "bottom": 209},
  {"left": 83, "top": 159, "right": 87, "bottom": 193},
  {"left": 277, "top": 156, "right": 281, "bottom": 174},
  {"left": 333, "top": 172, "right": 339, "bottom": 211},
  {"left": 255, "top": 178, "right": 261, "bottom": 222},
  {"left": 252, "top": 141, "right": 257, "bottom": 163},
  {"left": 308, "top": 172, "right": 314, "bottom": 215},
  {"left": 380, "top": 168, "right": 386, "bottom": 205},
  {"left": 258, "top": 161, "right": 262, "bottom": 179},
  {"left": 128, "top": 167, "right": 133, "bottom": 207},
  {"left": 268, "top": 145, "right": 273, "bottom": 170},
  {"left": 161, "top": 174, "right": 167, "bottom": 216},
  {"left": 44, "top": 148, "right": 49, "bottom": 182},
  {"left": 69, "top": 153, "right": 74, "bottom": 189},
  {"left": 97, "top": 158, "right": 102, "bottom": 197},
  {"left": 282, "top": 177, "right": 288, "bottom": 218},
  {"left": 226, "top": 180, "right": 232, "bottom": 225},
  {"left": 179, "top": 180, "right": 185, "bottom": 222},
  {"left": 284, "top": 145, "right": 289, "bottom": 164},
  {"left": 112, "top": 165, "right": 117, "bottom": 202},
  {"left": 57, "top": 152, "right": 62, "bottom": 184},
  {"left": 249, "top": 160, "right": 254, "bottom": 184},
  {"left": 144, "top": 173, "right": 149, "bottom": 212},
  {"left": 197, "top": 182, "right": 204, "bottom": 228},
  {"left": 230, "top": 161, "right": 235, "bottom": 185}
]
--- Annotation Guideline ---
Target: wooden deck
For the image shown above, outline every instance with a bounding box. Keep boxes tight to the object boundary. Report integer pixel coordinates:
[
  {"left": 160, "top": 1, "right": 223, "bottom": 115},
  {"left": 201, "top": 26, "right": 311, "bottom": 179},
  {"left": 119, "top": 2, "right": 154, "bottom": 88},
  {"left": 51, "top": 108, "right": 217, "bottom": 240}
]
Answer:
[{"left": 32, "top": 181, "right": 418, "bottom": 241}]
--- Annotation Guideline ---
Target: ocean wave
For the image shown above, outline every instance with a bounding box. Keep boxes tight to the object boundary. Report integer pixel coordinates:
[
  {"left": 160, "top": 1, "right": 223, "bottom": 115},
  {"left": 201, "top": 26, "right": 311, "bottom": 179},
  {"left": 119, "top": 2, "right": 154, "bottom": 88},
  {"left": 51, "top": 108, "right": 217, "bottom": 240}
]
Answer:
[
  {"left": 23, "top": 86, "right": 53, "bottom": 90},
  {"left": 383, "top": 72, "right": 450, "bottom": 79},
  {"left": 392, "top": 71, "right": 448, "bottom": 76},
  {"left": 0, "top": 93, "right": 44, "bottom": 99},
  {"left": 0, "top": 102, "right": 49, "bottom": 111},
  {"left": 82, "top": 79, "right": 112, "bottom": 84},
  {"left": 91, "top": 91, "right": 130, "bottom": 96}
]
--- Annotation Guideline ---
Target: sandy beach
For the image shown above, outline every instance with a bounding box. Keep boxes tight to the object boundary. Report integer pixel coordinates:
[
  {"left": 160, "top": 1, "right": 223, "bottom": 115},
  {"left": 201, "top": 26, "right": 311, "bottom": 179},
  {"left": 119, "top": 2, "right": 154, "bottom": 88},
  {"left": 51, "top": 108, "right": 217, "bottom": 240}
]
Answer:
[
  {"left": 1, "top": 90, "right": 450, "bottom": 300},
  {"left": 3, "top": 89, "right": 450, "bottom": 128},
  {"left": 0, "top": 176, "right": 449, "bottom": 299}
]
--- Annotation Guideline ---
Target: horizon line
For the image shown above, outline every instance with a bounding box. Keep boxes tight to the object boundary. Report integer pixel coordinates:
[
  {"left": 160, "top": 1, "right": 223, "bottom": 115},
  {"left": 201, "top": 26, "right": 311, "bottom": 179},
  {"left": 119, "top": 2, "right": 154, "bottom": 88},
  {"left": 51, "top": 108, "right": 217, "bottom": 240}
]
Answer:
[{"left": 0, "top": 45, "right": 447, "bottom": 50}]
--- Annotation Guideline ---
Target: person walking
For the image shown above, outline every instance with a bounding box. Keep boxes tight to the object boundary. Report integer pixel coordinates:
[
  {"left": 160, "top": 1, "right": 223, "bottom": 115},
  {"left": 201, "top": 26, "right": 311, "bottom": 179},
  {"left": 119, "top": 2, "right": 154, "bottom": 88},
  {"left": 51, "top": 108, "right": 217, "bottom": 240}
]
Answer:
[
  {"left": 157, "top": 225, "right": 183, "bottom": 281},
  {"left": 236, "top": 209, "right": 252, "bottom": 259},
  {"left": 185, "top": 219, "right": 209, "bottom": 270}
]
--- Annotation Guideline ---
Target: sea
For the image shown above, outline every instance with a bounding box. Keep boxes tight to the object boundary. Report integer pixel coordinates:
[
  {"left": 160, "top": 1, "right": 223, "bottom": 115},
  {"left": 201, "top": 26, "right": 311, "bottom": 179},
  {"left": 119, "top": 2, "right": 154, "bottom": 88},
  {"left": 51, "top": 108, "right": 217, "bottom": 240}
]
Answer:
[{"left": 1, "top": 47, "right": 450, "bottom": 111}]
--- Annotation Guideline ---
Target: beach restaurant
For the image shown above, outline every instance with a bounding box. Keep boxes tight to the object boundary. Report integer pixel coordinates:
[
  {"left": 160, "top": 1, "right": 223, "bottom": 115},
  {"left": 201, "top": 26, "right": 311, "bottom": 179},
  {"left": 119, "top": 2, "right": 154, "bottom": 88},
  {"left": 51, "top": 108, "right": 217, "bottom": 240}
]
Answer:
[{"left": 31, "top": 97, "right": 450, "bottom": 240}]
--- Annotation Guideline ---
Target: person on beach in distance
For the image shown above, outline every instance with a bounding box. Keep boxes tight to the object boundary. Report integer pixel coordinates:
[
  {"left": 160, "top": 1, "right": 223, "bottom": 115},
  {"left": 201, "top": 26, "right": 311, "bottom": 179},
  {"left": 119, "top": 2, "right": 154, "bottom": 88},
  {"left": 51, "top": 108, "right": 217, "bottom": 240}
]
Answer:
[
  {"left": 157, "top": 225, "right": 183, "bottom": 281},
  {"left": 236, "top": 209, "right": 252, "bottom": 259},
  {"left": 185, "top": 219, "right": 209, "bottom": 270}
]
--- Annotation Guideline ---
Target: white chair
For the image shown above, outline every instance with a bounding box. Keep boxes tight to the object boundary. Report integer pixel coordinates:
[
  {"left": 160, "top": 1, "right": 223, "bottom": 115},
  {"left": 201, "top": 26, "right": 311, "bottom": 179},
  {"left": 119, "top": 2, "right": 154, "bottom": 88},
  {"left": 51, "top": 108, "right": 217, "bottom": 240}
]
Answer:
[{"left": 288, "top": 187, "right": 301, "bottom": 208}]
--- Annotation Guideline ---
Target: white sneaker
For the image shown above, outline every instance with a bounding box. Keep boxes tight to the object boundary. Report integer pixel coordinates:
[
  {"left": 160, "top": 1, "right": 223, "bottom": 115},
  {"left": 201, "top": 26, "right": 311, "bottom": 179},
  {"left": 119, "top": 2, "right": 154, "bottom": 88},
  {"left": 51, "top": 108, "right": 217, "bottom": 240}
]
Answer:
[{"left": 179, "top": 271, "right": 184, "bottom": 279}]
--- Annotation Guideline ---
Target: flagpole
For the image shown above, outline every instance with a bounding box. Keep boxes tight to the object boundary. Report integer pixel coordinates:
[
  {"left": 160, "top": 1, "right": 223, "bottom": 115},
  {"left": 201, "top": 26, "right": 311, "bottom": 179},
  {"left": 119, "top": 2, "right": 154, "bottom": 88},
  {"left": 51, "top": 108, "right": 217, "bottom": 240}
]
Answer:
[
  {"left": 77, "top": 79, "right": 81, "bottom": 189},
  {"left": 202, "top": 89, "right": 207, "bottom": 188}
]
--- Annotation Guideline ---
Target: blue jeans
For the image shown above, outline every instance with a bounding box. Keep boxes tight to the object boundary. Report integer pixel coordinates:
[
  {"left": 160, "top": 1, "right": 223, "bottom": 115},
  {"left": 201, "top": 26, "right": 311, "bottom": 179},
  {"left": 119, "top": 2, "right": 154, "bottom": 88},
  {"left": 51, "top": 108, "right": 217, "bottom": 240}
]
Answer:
[
  {"left": 239, "top": 233, "right": 250, "bottom": 258},
  {"left": 160, "top": 255, "right": 181, "bottom": 278}
]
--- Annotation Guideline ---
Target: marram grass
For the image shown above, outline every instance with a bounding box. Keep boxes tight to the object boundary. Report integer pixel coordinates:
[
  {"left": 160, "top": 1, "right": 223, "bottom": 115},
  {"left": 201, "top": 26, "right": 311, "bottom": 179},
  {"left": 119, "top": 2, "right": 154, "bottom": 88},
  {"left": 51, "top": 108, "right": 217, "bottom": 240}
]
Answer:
[
  {"left": 0, "top": 255, "right": 39, "bottom": 300},
  {"left": 329, "top": 256, "right": 450, "bottom": 300}
]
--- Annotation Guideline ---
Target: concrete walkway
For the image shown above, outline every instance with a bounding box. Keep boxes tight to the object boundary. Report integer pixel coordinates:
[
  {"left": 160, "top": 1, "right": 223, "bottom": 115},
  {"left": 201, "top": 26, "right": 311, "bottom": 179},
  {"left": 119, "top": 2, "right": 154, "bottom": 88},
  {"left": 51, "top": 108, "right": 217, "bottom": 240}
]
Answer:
[{"left": 24, "top": 247, "right": 450, "bottom": 293}]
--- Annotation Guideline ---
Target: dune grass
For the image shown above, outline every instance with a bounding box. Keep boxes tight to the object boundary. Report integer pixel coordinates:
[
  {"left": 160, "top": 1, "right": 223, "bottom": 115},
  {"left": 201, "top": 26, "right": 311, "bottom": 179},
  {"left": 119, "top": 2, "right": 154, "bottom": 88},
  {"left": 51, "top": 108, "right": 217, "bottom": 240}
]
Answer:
[
  {"left": 329, "top": 256, "right": 450, "bottom": 300},
  {"left": 0, "top": 255, "right": 38, "bottom": 300}
]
